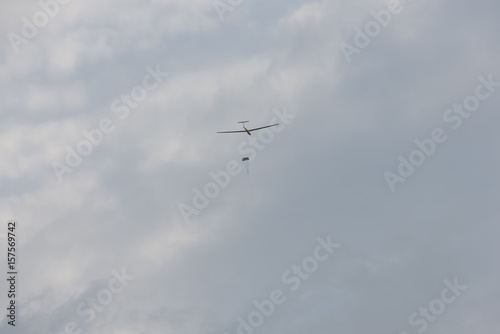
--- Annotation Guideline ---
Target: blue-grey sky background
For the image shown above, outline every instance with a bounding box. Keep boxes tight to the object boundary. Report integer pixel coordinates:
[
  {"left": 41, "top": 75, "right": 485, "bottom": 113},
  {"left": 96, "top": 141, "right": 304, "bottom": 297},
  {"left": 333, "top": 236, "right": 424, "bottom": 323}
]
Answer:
[{"left": 0, "top": 0, "right": 499, "bottom": 333}]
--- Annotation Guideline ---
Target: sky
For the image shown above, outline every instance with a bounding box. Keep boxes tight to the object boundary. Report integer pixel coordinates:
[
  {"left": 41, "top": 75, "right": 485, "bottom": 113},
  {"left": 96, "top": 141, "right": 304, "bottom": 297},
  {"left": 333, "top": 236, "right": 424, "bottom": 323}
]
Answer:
[{"left": 0, "top": 0, "right": 499, "bottom": 333}]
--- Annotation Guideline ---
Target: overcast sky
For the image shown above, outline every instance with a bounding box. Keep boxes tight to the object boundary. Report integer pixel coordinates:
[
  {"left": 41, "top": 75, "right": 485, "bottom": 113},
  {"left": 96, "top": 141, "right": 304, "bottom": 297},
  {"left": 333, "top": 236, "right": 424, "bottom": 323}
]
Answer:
[{"left": 0, "top": 0, "right": 499, "bottom": 333}]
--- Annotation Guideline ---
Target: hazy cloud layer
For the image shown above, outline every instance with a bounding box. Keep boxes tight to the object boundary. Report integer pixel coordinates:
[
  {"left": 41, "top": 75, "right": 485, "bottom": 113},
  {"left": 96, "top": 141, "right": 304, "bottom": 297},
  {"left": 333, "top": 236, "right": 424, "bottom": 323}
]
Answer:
[{"left": 0, "top": 0, "right": 499, "bottom": 333}]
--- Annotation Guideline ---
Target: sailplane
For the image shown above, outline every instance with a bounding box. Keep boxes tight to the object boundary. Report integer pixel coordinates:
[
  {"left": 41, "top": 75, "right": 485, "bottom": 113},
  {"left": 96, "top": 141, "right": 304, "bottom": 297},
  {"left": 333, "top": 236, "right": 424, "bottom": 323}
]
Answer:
[{"left": 217, "top": 121, "right": 279, "bottom": 136}]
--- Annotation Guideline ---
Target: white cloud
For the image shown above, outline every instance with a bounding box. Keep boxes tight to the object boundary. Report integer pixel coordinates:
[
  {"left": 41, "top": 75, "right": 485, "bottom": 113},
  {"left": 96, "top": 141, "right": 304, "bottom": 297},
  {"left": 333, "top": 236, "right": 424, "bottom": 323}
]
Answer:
[{"left": 282, "top": 1, "right": 328, "bottom": 25}]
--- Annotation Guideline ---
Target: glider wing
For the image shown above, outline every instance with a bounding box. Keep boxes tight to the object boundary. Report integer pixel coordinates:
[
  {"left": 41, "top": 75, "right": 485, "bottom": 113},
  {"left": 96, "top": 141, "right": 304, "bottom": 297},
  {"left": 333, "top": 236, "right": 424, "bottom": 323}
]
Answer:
[
  {"left": 247, "top": 123, "right": 279, "bottom": 132},
  {"left": 217, "top": 130, "right": 247, "bottom": 134}
]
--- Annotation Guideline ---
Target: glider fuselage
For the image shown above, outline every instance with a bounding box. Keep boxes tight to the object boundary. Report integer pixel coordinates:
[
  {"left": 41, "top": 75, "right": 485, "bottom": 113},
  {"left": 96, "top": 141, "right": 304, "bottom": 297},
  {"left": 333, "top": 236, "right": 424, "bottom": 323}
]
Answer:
[{"left": 243, "top": 125, "right": 251, "bottom": 135}]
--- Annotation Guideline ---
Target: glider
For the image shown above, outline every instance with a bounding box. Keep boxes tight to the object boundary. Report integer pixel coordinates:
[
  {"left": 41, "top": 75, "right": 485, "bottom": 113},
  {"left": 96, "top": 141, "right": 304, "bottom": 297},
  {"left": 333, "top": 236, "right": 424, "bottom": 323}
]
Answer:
[{"left": 217, "top": 121, "right": 279, "bottom": 136}]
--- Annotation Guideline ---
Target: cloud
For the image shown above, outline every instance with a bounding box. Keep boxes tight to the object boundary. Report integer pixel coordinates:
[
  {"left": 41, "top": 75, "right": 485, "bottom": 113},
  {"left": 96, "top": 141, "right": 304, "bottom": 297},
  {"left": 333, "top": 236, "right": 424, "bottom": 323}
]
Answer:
[{"left": 1, "top": 0, "right": 499, "bottom": 333}]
